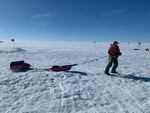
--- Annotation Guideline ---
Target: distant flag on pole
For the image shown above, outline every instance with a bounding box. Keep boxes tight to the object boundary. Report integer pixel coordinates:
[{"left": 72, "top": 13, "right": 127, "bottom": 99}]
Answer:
[
  {"left": 11, "top": 39, "right": 15, "bottom": 42},
  {"left": 11, "top": 38, "right": 15, "bottom": 51}
]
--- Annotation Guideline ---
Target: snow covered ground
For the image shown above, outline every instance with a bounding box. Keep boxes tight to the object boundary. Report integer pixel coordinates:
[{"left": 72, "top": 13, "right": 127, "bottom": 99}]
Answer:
[{"left": 0, "top": 41, "right": 150, "bottom": 113}]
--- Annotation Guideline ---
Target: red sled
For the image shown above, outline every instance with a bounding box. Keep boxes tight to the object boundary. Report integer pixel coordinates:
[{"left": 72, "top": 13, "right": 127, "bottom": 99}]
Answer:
[
  {"left": 47, "top": 64, "right": 77, "bottom": 72},
  {"left": 10, "top": 61, "right": 77, "bottom": 72},
  {"left": 10, "top": 61, "right": 31, "bottom": 72}
]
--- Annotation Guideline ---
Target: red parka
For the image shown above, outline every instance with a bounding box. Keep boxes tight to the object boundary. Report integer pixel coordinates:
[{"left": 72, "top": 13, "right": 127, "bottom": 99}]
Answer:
[{"left": 108, "top": 44, "right": 121, "bottom": 57}]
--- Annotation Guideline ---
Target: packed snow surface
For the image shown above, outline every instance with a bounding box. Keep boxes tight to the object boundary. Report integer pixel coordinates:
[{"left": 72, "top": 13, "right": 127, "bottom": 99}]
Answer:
[{"left": 0, "top": 41, "right": 150, "bottom": 113}]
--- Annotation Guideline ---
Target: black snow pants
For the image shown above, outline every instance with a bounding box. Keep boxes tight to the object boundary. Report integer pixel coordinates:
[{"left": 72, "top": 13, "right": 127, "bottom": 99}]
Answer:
[{"left": 105, "top": 56, "right": 118, "bottom": 73}]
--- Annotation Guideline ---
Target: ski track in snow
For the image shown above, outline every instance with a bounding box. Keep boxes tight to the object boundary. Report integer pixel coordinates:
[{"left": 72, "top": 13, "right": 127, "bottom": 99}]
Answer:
[{"left": 0, "top": 42, "right": 150, "bottom": 113}]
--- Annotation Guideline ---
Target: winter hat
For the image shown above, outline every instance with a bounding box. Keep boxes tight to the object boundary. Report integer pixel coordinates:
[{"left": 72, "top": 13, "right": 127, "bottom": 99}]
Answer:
[{"left": 113, "top": 41, "right": 119, "bottom": 44}]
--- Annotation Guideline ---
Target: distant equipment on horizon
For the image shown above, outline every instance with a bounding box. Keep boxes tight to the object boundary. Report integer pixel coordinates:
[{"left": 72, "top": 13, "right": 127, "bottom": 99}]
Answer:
[
  {"left": 133, "top": 42, "right": 142, "bottom": 51},
  {"left": 145, "top": 48, "right": 149, "bottom": 51},
  {"left": 138, "top": 42, "right": 142, "bottom": 50},
  {"left": 11, "top": 38, "right": 16, "bottom": 51}
]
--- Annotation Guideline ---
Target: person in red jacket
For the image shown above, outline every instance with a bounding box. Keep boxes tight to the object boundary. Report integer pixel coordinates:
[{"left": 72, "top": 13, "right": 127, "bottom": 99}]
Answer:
[{"left": 104, "top": 41, "right": 122, "bottom": 75}]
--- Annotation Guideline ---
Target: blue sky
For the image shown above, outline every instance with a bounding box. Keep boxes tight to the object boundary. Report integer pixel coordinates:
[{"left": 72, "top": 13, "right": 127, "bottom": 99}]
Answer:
[{"left": 0, "top": 0, "right": 150, "bottom": 42}]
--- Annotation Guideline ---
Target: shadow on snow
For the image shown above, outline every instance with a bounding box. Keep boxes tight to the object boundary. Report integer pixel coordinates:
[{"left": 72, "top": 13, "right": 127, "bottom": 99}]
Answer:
[
  {"left": 67, "top": 71, "right": 88, "bottom": 76},
  {"left": 121, "top": 74, "right": 150, "bottom": 82}
]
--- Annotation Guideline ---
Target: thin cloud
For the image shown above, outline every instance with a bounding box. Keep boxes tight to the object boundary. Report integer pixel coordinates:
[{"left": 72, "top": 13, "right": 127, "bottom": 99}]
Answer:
[
  {"left": 104, "top": 9, "right": 125, "bottom": 16},
  {"left": 32, "top": 13, "right": 54, "bottom": 26},
  {"left": 32, "top": 13, "right": 53, "bottom": 19}
]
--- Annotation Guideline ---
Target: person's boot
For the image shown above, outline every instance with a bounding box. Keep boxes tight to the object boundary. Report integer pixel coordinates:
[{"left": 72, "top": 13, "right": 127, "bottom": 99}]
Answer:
[
  {"left": 111, "top": 70, "right": 118, "bottom": 74},
  {"left": 105, "top": 71, "right": 111, "bottom": 75}
]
